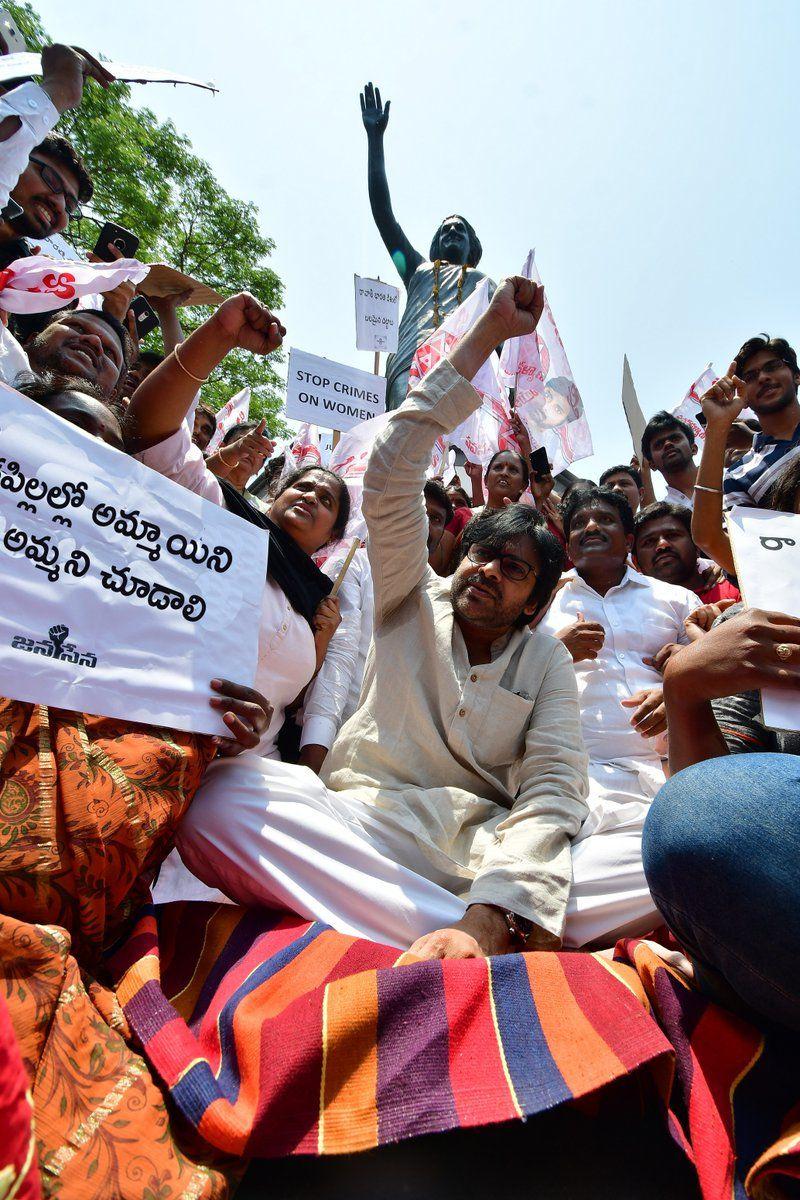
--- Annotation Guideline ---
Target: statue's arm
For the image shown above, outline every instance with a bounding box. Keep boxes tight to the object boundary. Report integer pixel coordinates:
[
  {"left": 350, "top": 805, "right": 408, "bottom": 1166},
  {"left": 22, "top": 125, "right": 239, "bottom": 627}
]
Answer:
[{"left": 360, "top": 82, "right": 422, "bottom": 288}]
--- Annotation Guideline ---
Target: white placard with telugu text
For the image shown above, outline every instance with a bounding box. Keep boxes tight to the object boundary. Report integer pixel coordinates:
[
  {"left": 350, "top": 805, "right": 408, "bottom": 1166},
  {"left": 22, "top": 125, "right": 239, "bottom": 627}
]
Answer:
[
  {"left": 0, "top": 382, "right": 268, "bottom": 735},
  {"left": 727, "top": 505, "right": 800, "bottom": 730},
  {"left": 354, "top": 275, "right": 399, "bottom": 352}
]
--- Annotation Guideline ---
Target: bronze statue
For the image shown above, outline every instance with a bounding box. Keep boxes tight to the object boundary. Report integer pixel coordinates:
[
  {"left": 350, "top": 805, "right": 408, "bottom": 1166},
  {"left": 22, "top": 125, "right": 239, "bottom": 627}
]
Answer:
[{"left": 360, "top": 82, "right": 495, "bottom": 410}]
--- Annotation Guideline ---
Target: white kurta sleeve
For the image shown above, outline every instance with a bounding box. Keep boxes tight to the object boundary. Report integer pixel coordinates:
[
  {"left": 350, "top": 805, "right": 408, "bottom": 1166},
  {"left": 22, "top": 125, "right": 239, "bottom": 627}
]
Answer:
[
  {"left": 300, "top": 554, "right": 365, "bottom": 751},
  {"left": 0, "top": 83, "right": 59, "bottom": 211}
]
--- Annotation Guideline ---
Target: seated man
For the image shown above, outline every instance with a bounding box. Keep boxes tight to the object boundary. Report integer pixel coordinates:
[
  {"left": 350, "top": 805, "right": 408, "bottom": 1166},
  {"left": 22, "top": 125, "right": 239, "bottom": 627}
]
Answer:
[
  {"left": 641, "top": 411, "right": 698, "bottom": 509},
  {"left": 175, "top": 276, "right": 597, "bottom": 958},
  {"left": 539, "top": 486, "right": 701, "bottom": 944},
  {"left": 643, "top": 606, "right": 800, "bottom": 1030},
  {"left": 599, "top": 463, "right": 645, "bottom": 516},
  {"left": 633, "top": 501, "right": 740, "bottom": 604}
]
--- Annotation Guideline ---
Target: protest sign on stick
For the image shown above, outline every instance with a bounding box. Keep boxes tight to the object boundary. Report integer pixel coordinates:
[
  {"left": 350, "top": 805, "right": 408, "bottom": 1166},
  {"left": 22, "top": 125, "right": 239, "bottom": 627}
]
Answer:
[
  {"left": 621, "top": 354, "right": 647, "bottom": 458},
  {"left": 727, "top": 506, "right": 800, "bottom": 731},
  {"left": 286, "top": 349, "right": 386, "bottom": 434},
  {"left": 0, "top": 382, "right": 267, "bottom": 735},
  {"left": 354, "top": 275, "right": 399, "bottom": 353}
]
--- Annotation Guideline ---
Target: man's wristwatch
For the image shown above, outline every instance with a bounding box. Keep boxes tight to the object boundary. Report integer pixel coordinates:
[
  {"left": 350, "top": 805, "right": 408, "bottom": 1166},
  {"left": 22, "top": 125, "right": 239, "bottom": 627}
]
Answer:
[{"left": 503, "top": 910, "right": 536, "bottom": 949}]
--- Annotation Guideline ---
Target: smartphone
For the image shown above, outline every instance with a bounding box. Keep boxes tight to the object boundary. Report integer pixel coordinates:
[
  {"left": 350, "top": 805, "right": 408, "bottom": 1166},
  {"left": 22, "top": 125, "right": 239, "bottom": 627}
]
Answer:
[
  {"left": 0, "top": 10, "right": 27, "bottom": 53},
  {"left": 529, "top": 445, "right": 551, "bottom": 481},
  {"left": 93, "top": 221, "right": 140, "bottom": 262},
  {"left": 508, "top": 387, "right": 516, "bottom": 410},
  {"left": 129, "top": 295, "right": 159, "bottom": 338}
]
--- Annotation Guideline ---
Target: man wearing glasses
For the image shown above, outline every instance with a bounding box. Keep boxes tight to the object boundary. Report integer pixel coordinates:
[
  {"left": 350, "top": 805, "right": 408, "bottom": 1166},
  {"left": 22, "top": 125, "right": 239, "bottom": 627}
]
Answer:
[
  {"left": 1, "top": 132, "right": 91, "bottom": 248},
  {"left": 691, "top": 336, "right": 800, "bottom": 575},
  {"left": 175, "top": 277, "right": 598, "bottom": 960},
  {"left": 539, "top": 485, "right": 700, "bottom": 945}
]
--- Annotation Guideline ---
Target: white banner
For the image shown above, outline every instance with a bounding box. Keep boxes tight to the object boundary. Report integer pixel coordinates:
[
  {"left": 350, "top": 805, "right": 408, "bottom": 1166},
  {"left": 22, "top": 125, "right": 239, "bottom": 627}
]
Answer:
[
  {"left": 286, "top": 349, "right": 386, "bottom": 433},
  {"left": 0, "top": 52, "right": 217, "bottom": 92},
  {"left": 354, "top": 275, "right": 400, "bottom": 352},
  {"left": 0, "top": 256, "right": 149, "bottom": 314},
  {"left": 727, "top": 506, "right": 800, "bottom": 730},
  {"left": 206, "top": 386, "right": 250, "bottom": 453},
  {"left": 0, "top": 382, "right": 268, "bottom": 735}
]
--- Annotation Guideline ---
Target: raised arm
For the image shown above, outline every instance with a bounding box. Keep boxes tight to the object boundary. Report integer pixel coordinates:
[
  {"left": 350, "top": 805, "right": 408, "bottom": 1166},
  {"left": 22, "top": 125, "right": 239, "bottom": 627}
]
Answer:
[
  {"left": 691, "top": 364, "right": 747, "bottom": 576},
  {"left": 124, "top": 292, "right": 284, "bottom": 452},
  {"left": 360, "top": 82, "right": 422, "bottom": 288},
  {"left": 363, "top": 276, "right": 545, "bottom": 624}
]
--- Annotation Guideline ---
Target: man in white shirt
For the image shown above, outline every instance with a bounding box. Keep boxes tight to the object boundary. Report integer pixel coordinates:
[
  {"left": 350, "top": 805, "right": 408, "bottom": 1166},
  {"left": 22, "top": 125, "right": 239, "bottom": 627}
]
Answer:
[
  {"left": 641, "top": 411, "right": 698, "bottom": 510},
  {"left": 540, "top": 485, "right": 701, "bottom": 944}
]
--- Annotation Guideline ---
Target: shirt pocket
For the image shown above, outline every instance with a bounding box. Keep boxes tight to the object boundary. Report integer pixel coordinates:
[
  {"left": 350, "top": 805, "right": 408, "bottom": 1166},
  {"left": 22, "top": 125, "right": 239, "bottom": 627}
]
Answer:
[{"left": 474, "top": 687, "right": 535, "bottom": 768}]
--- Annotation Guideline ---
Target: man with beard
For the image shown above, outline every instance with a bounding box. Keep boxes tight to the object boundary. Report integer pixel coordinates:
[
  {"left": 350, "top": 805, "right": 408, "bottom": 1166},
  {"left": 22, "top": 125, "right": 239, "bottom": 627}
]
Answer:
[
  {"left": 17, "top": 308, "right": 129, "bottom": 396},
  {"left": 539, "top": 486, "right": 700, "bottom": 944},
  {"left": 692, "top": 335, "right": 800, "bottom": 574},
  {"left": 641, "top": 411, "right": 698, "bottom": 509},
  {"left": 633, "top": 502, "right": 740, "bottom": 604},
  {"left": 175, "top": 276, "right": 604, "bottom": 959}
]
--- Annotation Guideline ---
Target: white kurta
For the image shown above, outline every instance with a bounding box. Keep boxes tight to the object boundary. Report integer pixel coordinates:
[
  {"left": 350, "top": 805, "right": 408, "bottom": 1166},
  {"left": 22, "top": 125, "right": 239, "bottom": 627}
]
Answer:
[{"left": 539, "top": 567, "right": 701, "bottom": 943}]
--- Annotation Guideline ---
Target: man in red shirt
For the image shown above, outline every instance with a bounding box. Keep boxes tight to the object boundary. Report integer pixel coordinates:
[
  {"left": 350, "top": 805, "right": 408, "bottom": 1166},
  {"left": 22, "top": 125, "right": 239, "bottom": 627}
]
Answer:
[{"left": 633, "top": 501, "right": 740, "bottom": 603}]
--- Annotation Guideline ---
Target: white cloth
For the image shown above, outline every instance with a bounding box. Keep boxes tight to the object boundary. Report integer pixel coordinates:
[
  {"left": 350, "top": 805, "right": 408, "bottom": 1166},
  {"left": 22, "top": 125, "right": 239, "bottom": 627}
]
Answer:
[
  {"left": 0, "top": 320, "right": 28, "bottom": 383},
  {"left": 664, "top": 484, "right": 694, "bottom": 510},
  {"left": 564, "top": 759, "right": 663, "bottom": 948},
  {"left": 301, "top": 548, "right": 374, "bottom": 751},
  {"left": 175, "top": 753, "right": 657, "bottom": 949},
  {"left": 0, "top": 82, "right": 59, "bottom": 212},
  {"left": 539, "top": 567, "right": 701, "bottom": 763}
]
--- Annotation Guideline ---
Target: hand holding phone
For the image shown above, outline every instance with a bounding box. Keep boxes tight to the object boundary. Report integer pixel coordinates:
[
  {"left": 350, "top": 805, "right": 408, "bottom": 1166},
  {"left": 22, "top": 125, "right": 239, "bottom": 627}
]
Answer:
[
  {"left": 128, "top": 295, "right": 160, "bottom": 339},
  {"left": 93, "top": 221, "right": 139, "bottom": 262},
  {"left": 529, "top": 445, "right": 552, "bottom": 482}
]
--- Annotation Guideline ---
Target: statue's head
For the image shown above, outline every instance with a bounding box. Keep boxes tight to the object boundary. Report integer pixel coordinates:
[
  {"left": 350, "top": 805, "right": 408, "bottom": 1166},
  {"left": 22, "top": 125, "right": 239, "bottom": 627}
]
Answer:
[{"left": 429, "top": 214, "right": 482, "bottom": 268}]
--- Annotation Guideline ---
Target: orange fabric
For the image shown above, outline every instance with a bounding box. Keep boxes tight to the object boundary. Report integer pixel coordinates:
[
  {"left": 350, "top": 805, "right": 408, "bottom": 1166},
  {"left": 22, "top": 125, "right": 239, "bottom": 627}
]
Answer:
[{"left": 0, "top": 699, "right": 231, "bottom": 1199}]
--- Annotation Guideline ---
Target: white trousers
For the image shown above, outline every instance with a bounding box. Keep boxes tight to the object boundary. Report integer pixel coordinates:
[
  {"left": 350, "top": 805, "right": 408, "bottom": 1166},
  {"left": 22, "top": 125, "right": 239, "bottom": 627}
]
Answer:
[{"left": 156, "top": 754, "right": 662, "bottom": 950}]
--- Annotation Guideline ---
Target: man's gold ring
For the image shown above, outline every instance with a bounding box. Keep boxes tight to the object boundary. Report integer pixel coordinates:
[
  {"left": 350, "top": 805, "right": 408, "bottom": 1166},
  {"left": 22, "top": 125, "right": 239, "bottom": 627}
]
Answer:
[{"left": 776, "top": 643, "right": 794, "bottom": 662}]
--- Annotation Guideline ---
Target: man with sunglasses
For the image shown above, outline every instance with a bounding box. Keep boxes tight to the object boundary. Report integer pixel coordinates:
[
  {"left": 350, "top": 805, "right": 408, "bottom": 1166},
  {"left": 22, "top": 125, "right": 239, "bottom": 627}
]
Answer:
[
  {"left": 176, "top": 277, "right": 596, "bottom": 960},
  {"left": 539, "top": 485, "right": 700, "bottom": 945}
]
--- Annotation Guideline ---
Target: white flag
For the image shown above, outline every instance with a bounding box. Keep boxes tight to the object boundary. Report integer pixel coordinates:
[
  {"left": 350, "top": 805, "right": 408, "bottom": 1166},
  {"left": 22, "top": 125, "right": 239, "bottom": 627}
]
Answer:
[
  {"left": 206, "top": 387, "right": 250, "bottom": 453},
  {"left": 0, "top": 256, "right": 149, "bottom": 314}
]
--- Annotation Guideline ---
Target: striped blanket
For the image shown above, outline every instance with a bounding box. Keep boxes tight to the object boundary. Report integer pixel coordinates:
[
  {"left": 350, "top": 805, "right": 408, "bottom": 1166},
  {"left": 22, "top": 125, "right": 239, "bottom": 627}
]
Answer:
[{"left": 107, "top": 903, "right": 800, "bottom": 1198}]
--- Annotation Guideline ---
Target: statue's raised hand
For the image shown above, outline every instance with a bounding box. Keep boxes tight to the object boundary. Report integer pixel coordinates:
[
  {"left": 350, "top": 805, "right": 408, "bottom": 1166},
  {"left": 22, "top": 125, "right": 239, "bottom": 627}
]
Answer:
[{"left": 360, "top": 81, "right": 390, "bottom": 137}]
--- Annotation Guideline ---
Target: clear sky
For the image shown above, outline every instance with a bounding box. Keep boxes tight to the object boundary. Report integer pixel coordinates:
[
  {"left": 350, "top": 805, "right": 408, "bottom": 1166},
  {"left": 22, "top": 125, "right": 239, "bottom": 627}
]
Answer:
[{"left": 37, "top": 0, "right": 800, "bottom": 479}]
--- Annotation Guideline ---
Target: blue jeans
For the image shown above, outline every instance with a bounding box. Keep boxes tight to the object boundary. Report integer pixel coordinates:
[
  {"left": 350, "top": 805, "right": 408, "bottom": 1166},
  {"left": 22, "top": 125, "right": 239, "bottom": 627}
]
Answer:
[{"left": 642, "top": 753, "right": 800, "bottom": 1031}]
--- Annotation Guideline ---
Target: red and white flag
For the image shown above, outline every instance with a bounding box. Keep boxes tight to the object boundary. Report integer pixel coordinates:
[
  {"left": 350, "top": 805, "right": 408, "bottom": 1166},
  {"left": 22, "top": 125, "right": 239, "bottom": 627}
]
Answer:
[
  {"left": 0, "top": 255, "right": 149, "bottom": 314},
  {"left": 499, "top": 250, "right": 593, "bottom": 475},
  {"left": 290, "top": 422, "right": 323, "bottom": 468},
  {"left": 207, "top": 387, "right": 250, "bottom": 453},
  {"left": 671, "top": 365, "right": 719, "bottom": 445}
]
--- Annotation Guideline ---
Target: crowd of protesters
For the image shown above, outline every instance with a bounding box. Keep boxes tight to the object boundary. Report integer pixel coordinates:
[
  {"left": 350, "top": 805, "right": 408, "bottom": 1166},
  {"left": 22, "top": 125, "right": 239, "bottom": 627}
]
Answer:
[{"left": 1, "top": 37, "right": 800, "bottom": 1200}]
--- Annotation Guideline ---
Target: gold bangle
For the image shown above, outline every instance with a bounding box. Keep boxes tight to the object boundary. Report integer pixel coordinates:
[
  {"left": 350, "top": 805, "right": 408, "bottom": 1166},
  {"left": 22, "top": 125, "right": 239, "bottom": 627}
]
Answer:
[
  {"left": 173, "top": 342, "right": 209, "bottom": 385},
  {"left": 693, "top": 483, "right": 723, "bottom": 494}
]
